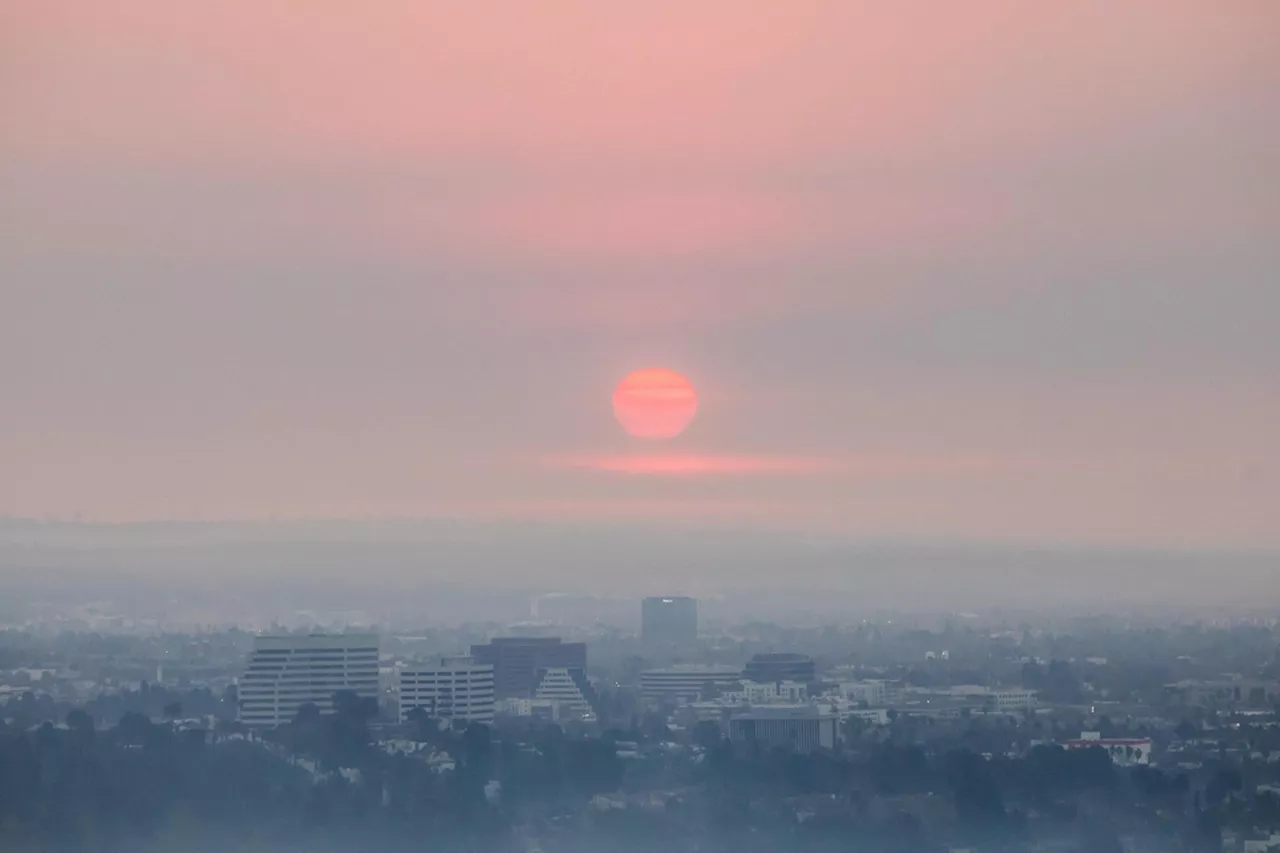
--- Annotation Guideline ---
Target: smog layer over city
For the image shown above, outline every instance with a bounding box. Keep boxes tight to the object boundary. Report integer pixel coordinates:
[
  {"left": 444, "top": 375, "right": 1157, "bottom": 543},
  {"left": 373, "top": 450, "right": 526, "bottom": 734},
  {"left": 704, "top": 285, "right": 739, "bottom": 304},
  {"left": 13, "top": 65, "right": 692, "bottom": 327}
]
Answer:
[{"left": 3, "top": 2, "right": 1278, "bottom": 852}]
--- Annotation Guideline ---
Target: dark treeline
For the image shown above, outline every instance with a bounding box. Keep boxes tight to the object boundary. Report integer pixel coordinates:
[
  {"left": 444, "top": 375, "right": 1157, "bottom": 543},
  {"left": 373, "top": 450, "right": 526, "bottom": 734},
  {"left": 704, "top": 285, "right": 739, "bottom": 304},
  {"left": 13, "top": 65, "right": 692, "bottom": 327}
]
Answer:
[
  {"left": 2, "top": 681, "right": 236, "bottom": 732},
  {"left": 3, "top": 692, "right": 1271, "bottom": 852}
]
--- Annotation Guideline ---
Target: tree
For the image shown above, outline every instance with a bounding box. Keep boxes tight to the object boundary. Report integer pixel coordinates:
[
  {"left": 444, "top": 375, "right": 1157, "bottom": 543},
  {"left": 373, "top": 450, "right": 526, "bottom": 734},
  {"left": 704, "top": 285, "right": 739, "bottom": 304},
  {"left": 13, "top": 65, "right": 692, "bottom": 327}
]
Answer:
[
  {"left": 842, "top": 715, "right": 868, "bottom": 747},
  {"left": 462, "top": 722, "right": 492, "bottom": 769},
  {"left": 214, "top": 718, "right": 247, "bottom": 737},
  {"left": 65, "top": 708, "right": 94, "bottom": 734},
  {"left": 1205, "top": 767, "right": 1243, "bottom": 807},
  {"left": 163, "top": 701, "right": 183, "bottom": 721},
  {"left": 641, "top": 711, "right": 671, "bottom": 742},
  {"left": 1191, "top": 808, "right": 1223, "bottom": 852},
  {"left": 564, "top": 739, "right": 623, "bottom": 796},
  {"left": 692, "top": 720, "right": 723, "bottom": 750},
  {"left": 1078, "top": 824, "right": 1124, "bottom": 853},
  {"left": 115, "top": 710, "right": 152, "bottom": 746},
  {"left": 1043, "top": 659, "right": 1084, "bottom": 702},
  {"left": 405, "top": 706, "right": 443, "bottom": 744},
  {"left": 868, "top": 743, "right": 930, "bottom": 795},
  {"left": 65, "top": 708, "right": 96, "bottom": 753},
  {"left": 331, "top": 690, "right": 377, "bottom": 724},
  {"left": 944, "top": 749, "right": 1006, "bottom": 832},
  {"left": 293, "top": 702, "right": 322, "bottom": 727},
  {"left": 325, "top": 691, "right": 378, "bottom": 769}
]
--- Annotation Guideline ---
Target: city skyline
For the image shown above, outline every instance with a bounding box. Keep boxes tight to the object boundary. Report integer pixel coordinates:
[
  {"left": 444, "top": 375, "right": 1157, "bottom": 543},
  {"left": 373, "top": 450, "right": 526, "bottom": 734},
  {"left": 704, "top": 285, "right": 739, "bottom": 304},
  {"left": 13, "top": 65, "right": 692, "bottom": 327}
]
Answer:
[{"left": 4, "top": 6, "right": 1280, "bottom": 852}]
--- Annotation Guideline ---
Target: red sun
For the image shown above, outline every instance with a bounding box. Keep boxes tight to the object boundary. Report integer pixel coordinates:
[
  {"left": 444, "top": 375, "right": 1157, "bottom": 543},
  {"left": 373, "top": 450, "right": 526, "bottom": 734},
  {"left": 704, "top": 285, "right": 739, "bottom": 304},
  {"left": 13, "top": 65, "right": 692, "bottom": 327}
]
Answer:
[{"left": 613, "top": 368, "right": 698, "bottom": 440}]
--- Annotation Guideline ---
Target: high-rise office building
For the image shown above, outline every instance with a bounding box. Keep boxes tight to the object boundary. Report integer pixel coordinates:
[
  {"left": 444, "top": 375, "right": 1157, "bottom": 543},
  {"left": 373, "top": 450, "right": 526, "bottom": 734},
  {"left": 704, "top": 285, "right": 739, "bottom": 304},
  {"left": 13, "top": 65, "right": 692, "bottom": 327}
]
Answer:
[
  {"left": 398, "top": 656, "right": 495, "bottom": 724},
  {"left": 469, "top": 637, "right": 587, "bottom": 698},
  {"left": 641, "top": 596, "right": 698, "bottom": 645},
  {"left": 238, "top": 634, "right": 380, "bottom": 727}
]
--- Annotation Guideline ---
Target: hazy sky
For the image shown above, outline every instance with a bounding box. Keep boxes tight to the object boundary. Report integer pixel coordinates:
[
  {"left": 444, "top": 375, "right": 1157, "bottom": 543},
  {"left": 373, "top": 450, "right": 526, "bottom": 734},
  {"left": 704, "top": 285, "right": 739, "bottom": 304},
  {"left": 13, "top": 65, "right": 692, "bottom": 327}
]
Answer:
[{"left": 3, "top": 1, "right": 1278, "bottom": 549}]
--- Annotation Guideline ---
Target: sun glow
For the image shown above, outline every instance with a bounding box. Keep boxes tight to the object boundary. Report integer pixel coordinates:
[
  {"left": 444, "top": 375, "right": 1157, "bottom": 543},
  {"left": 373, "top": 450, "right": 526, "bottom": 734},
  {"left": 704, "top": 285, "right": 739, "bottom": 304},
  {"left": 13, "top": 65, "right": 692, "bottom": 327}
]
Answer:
[{"left": 612, "top": 368, "right": 698, "bottom": 440}]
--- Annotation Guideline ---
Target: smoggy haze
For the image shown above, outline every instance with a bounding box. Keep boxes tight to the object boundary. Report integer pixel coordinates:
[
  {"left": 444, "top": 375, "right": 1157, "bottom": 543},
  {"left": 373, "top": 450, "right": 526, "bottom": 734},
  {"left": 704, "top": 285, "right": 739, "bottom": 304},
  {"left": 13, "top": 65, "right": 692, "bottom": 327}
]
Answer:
[{"left": 3, "top": 2, "right": 1278, "bottom": 548}]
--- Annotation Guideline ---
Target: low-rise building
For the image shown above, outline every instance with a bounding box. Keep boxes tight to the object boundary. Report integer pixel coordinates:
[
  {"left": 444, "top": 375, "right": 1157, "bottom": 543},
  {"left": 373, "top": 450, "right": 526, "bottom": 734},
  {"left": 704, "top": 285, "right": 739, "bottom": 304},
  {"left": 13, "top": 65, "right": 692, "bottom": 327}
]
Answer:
[
  {"left": 844, "top": 707, "right": 891, "bottom": 726},
  {"left": 728, "top": 705, "right": 838, "bottom": 753},
  {"left": 989, "top": 689, "right": 1036, "bottom": 712},
  {"left": 1063, "top": 731, "right": 1152, "bottom": 766},
  {"left": 1163, "top": 679, "right": 1280, "bottom": 708}
]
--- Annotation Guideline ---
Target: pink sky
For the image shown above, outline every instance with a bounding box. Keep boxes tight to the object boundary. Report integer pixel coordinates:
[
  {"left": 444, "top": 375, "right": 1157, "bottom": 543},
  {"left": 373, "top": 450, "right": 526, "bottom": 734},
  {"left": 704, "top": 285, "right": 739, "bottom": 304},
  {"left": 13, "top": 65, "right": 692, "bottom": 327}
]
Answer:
[{"left": 2, "top": 1, "right": 1278, "bottom": 548}]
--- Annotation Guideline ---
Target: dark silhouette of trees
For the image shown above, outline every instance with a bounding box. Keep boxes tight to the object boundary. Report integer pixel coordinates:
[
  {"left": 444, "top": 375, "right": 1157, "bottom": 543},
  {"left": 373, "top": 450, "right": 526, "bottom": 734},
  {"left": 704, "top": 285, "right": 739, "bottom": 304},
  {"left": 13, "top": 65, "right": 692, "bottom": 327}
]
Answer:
[
  {"left": 1190, "top": 807, "right": 1224, "bottom": 852},
  {"left": 868, "top": 743, "right": 929, "bottom": 795},
  {"left": 65, "top": 708, "right": 95, "bottom": 735},
  {"left": 1, "top": 685, "right": 1272, "bottom": 853},
  {"left": 1205, "top": 766, "right": 1243, "bottom": 807},
  {"left": 1077, "top": 823, "right": 1124, "bottom": 853},
  {"left": 944, "top": 749, "right": 1007, "bottom": 838},
  {"left": 692, "top": 719, "right": 723, "bottom": 750}
]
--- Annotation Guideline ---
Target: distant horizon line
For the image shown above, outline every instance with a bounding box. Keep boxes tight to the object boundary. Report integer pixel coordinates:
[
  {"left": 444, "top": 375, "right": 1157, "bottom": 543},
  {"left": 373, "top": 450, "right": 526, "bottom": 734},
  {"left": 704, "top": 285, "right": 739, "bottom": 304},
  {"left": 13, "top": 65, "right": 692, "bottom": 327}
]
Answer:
[{"left": 1, "top": 514, "right": 1276, "bottom": 558}]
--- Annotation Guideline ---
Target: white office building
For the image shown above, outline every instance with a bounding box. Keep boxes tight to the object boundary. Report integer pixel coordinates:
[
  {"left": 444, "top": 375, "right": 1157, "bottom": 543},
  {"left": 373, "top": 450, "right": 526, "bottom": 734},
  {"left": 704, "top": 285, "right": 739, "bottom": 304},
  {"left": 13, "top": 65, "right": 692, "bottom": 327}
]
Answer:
[
  {"left": 399, "top": 656, "right": 495, "bottom": 724},
  {"left": 640, "top": 665, "right": 743, "bottom": 703},
  {"left": 238, "top": 634, "right": 380, "bottom": 727}
]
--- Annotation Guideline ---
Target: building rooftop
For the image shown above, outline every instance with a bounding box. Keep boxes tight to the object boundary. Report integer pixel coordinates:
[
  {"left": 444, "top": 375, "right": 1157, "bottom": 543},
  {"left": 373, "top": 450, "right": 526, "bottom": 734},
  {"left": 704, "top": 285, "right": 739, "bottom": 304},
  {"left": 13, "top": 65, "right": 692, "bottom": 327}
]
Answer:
[{"left": 730, "top": 704, "right": 834, "bottom": 720}]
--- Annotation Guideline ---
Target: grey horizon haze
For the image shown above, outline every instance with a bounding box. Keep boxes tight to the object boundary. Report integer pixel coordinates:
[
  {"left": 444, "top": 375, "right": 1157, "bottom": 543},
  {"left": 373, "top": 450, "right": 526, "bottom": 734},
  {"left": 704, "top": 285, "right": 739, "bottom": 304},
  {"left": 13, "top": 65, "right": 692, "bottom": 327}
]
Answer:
[{"left": 3, "top": 1, "right": 1278, "bottom": 606}]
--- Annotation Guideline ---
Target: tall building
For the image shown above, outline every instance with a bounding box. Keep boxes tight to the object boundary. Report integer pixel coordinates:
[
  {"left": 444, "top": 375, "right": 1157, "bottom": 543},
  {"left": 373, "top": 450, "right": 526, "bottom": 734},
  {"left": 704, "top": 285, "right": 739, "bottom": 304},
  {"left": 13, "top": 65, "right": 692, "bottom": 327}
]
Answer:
[
  {"left": 641, "top": 596, "right": 698, "bottom": 645},
  {"left": 399, "top": 656, "right": 495, "bottom": 724},
  {"left": 469, "top": 636, "right": 587, "bottom": 698},
  {"left": 640, "top": 664, "right": 743, "bottom": 703},
  {"left": 238, "top": 634, "right": 380, "bottom": 727},
  {"left": 743, "top": 652, "right": 816, "bottom": 685}
]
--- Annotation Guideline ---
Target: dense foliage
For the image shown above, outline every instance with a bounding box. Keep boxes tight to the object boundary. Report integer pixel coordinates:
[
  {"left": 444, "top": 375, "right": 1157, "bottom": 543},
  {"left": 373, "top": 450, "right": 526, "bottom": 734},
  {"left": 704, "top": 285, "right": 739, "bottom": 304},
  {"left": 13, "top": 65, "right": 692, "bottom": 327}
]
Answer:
[{"left": 4, "top": 689, "right": 1274, "bottom": 853}]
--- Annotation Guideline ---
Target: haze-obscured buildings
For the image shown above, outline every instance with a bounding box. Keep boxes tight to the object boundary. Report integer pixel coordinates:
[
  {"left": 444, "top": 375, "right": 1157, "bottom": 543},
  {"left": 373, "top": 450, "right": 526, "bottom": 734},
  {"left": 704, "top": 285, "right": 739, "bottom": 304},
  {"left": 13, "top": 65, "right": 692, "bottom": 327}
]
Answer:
[
  {"left": 641, "top": 596, "right": 697, "bottom": 646},
  {"left": 470, "top": 636, "right": 587, "bottom": 698},
  {"left": 743, "top": 653, "right": 816, "bottom": 685}
]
